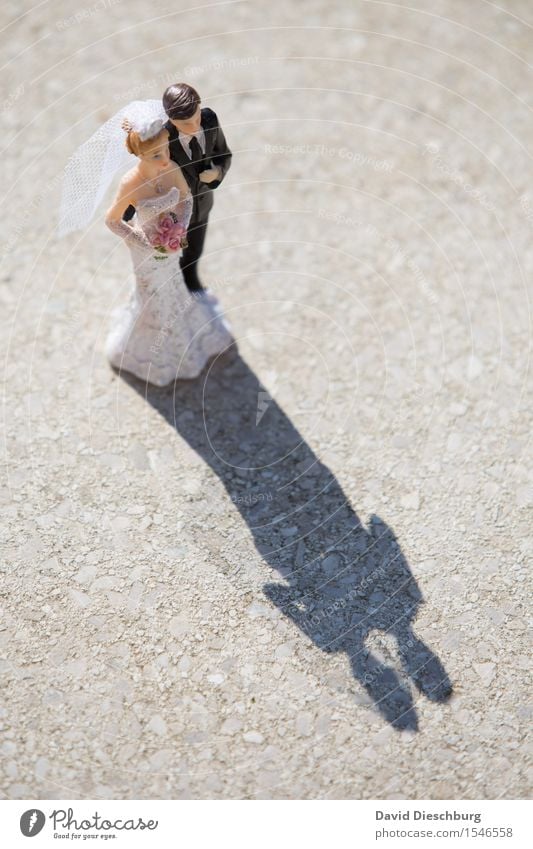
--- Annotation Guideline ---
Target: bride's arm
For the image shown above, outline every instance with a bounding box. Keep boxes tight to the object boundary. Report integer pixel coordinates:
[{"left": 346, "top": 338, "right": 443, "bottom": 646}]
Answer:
[
  {"left": 105, "top": 175, "right": 152, "bottom": 248},
  {"left": 171, "top": 165, "right": 193, "bottom": 230}
]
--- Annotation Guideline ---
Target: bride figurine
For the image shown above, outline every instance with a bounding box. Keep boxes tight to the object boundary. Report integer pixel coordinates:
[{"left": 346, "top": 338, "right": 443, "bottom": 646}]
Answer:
[{"left": 58, "top": 100, "right": 234, "bottom": 386}]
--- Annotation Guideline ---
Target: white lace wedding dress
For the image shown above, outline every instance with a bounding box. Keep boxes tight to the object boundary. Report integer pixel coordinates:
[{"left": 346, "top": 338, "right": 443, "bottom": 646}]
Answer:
[{"left": 105, "top": 186, "right": 234, "bottom": 386}]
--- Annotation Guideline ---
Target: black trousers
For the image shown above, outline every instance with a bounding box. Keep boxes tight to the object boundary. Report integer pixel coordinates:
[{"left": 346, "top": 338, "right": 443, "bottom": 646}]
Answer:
[{"left": 180, "top": 215, "right": 209, "bottom": 291}]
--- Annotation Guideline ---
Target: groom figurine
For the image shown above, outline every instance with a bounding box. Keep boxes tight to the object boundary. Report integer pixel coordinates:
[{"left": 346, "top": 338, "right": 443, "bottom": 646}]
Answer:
[
  {"left": 164, "top": 83, "right": 232, "bottom": 292},
  {"left": 123, "top": 83, "right": 232, "bottom": 292}
]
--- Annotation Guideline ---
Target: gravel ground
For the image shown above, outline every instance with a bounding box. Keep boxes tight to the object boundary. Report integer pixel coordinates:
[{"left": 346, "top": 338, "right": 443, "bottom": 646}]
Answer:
[{"left": 1, "top": 0, "right": 531, "bottom": 799}]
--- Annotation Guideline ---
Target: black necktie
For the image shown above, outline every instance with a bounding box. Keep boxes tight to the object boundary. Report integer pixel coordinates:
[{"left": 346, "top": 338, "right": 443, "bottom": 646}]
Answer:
[{"left": 188, "top": 135, "right": 203, "bottom": 171}]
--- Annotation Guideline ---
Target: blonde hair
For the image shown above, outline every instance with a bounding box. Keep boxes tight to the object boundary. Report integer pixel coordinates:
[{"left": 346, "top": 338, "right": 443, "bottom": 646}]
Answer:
[{"left": 121, "top": 119, "right": 169, "bottom": 156}]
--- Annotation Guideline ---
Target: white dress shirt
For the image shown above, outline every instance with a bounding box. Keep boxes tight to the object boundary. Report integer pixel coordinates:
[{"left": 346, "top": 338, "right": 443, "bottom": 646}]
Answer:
[{"left": 178, "top": 128, "right": 206, "bottom": 158}]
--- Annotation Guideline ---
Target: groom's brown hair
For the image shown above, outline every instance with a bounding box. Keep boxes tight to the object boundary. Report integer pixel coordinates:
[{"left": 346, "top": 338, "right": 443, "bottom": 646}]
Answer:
[{"left": 163, "top": 83, "right": 201, "bottom": 120}]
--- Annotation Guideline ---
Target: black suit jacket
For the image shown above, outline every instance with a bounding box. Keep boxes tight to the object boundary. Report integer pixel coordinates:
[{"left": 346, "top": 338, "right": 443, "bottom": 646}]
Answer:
[
  {"left": 122, "top": 107, "right": 231, "bottom": 226},
  {"left": 166, "top": 107, "right": 232, "bottom": 224}
]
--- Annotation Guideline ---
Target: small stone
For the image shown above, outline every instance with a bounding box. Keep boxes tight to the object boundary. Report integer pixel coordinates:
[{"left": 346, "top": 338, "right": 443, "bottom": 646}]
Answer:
[
  {"left": 401, "top": 491, "right": 420, "bottom": 510},
  {"left": 473, "top": 662, "right": 496, "bottom": 686},
  {"left": 147, "top": 714, "right": 167, "bottom": 736},
  {"left": 392, "top": 435, "right": 410, "bottom": 448},
  {"left": 74, "top": 565, "right": 97, "bottom": 584},
  {"left": 446, "top": 433, "right": 462, "bottom": 451},
  {"left": 487, "top": 608, "right": 506, "bottom": 625},
  {"left": 275, "top": 642, "right": 294, "bottom": 659},
  {"left": 68, "top": 588, "right": 91, "bottom": 608},
  {"left": 178, "top": 655, "right": 191, "bottom": 673},
  {"left": 322, "top": 554, "right": 341, "bottom": 574},
  {"left": 450, "top": 402, "right": 467, "bottom": 416},
  {"left": 246, "top": 601, "right": 271, "bottom": 619},
  {"left": 295, "top": 712, "right": 313, "bottom": 737},
  {"left": 149, "top": 749, "right": 172, "bottom": 769},
  {"left": 516, "top": 485, "right": 532, "bottom": 507},
  {"left": 139, "top": 516, "right": 153, "bottom": 530},
  {"left": 221, "top": 716, "right": 242, "bottom": 735},
  {"left": 169, "top": 615, "right": 190, "bottom": 637},
  {"left": 128, "top": 443, "right": 149, "bottom": 470},
  {"left": 35, "top": 757, "right": 49, "bottom": 780},
  {"left": 183, "top": 479, "right": 201, "bottom": 495},
  {"left": 109, "top": 515, "right": 130, "bottom": 530},
  {"left": 91, "top": 576, "right": 116, "bottom": 590},
  {"left": 467, "top": 355, "right": 483, "bottom": 380},
  {"left": 5, "top": 761, "right": 17, "bottom": 779},
  {"left": 64, "top": 658, "right": 87, "bottom": 676},
  {"left": 243, "top": 730, "right": 264, "bottom": 743}
]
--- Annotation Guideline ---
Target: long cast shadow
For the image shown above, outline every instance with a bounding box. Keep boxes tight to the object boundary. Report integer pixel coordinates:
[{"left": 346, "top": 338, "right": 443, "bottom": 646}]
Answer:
[{"left": 118, "top": 348, "right": 452, "bottom": 730}]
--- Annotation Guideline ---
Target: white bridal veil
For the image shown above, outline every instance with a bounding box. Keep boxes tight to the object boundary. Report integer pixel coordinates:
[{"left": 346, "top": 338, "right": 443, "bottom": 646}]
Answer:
[{"left": 57, "top": 99, "right": 167, "bottom": 237}]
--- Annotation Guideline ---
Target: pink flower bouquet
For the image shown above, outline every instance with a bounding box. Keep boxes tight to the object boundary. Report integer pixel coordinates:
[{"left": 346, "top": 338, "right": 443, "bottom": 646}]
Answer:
[{"left": 149, "top": 213, "right": 188, "bottom": 259}]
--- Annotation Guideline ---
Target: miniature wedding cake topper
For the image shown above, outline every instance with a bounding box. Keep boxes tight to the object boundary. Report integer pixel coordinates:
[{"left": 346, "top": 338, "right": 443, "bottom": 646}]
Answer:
[{"left": 58, "top": 85, "right": 235, "bottom": 386}]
